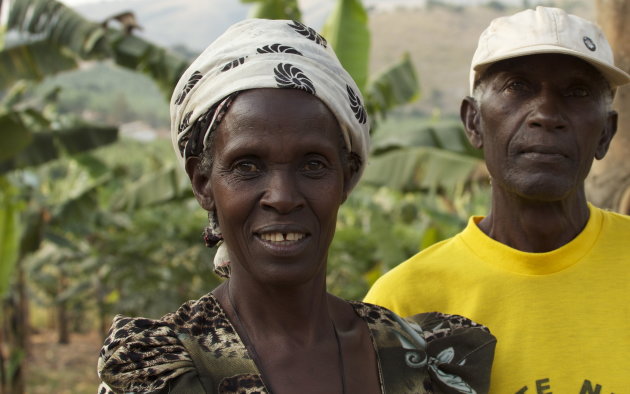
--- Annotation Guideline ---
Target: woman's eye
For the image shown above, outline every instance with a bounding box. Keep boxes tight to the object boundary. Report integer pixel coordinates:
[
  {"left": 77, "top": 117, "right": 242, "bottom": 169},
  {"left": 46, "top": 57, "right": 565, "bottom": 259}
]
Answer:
[
  {"left": 234, "top": 161, "right": 259, "bottom": 173},
  {"left": 302, "top": 160, "right": 326, "bottom": 172}
]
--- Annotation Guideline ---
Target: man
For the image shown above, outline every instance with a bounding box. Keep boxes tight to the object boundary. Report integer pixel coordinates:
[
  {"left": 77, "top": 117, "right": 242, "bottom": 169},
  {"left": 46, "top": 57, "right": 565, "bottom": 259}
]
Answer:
[{"left": 365, "top": 6, "right": 630, "bottom": 393}]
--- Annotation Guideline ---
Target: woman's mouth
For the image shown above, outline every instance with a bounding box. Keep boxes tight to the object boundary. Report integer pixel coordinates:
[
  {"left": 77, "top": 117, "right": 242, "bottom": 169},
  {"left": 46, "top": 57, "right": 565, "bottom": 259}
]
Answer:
[{"left": 259, "top": 232, "right": 306, "bottom": 243}]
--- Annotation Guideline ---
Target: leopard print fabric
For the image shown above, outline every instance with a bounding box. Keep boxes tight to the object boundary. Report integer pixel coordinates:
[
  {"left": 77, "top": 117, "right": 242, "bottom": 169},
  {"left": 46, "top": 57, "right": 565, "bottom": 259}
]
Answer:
[
  {"left": 98, "top": 294, "right": 495, "bottom": 393},
  {"left": 98, "top": 293, "right": 258, "bottom": 393}
]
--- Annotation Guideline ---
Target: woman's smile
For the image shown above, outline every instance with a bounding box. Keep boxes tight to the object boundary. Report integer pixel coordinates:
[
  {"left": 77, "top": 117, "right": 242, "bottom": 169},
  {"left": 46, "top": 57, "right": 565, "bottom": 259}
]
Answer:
[
  {"left": 258, "top": 232, "right": 307, "bottom": 242},
  {"left": 255, "top": 230, "right": 311, "bottom": 257}
]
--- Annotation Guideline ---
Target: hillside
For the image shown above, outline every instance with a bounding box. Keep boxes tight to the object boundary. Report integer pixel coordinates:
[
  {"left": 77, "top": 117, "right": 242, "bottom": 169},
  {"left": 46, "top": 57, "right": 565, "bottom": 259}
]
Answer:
[{"left": 368, "top": 1, "right": 595, "bottom": 116}]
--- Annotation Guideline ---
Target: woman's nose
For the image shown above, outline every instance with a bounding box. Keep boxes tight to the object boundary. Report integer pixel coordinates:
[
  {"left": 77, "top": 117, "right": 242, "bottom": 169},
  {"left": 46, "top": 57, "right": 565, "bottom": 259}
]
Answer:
[
  {"left": 527, "top": 90, "right": 568, "bottom": 132},
  {"left": 259, "top": 170, "right": 305, "bottom": 214}
]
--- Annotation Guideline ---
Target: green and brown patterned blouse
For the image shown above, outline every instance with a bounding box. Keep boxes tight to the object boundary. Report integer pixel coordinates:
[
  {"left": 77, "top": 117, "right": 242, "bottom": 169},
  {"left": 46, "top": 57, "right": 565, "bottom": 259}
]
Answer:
[{"left": 98, "top": 293, "right": 495, "bottom": 393}]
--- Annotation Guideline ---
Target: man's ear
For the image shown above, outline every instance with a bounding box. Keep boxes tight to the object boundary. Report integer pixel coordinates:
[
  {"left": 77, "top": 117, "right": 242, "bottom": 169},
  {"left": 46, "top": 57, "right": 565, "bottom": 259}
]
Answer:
[
  {"left": 185, "top": 156, "right": 215, "bottom": 211},
  {"left": 595, "top": 110, "right": 618, "bottom": 160},
  {"left": 460, "top": 96, "right": 483, "bottom": 149}
]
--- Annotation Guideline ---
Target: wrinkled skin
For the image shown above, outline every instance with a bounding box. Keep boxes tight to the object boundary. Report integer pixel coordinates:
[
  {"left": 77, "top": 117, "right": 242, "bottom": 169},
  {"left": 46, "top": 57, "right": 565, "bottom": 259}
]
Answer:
[
  {"left": 186, "top": 89, "right": 380, "bottom": 394},
  {"left": 191, "top": 88, "right": 348, "bottom": 287},
  {"left": 461, "top": 54, "right": 617, "bottom": 252}
]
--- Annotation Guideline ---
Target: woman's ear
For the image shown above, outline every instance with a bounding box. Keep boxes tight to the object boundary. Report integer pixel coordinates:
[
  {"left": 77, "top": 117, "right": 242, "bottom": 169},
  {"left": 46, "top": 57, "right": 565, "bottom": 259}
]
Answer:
[
  {"left": 185, "top": 156, "right": 215, "bottom": 211},
  {"left": 341, "top": 153, "right": 361, "bottom": 204},
  {"left": 460, "top": 96, "right": 483, "bottom": 149}
]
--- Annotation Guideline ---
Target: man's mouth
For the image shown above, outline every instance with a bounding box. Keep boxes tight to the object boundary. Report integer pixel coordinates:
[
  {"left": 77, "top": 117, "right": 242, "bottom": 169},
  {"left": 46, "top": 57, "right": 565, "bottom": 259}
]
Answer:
[{"left": 518, "top": 145, "right": 570, "bottom": 163}]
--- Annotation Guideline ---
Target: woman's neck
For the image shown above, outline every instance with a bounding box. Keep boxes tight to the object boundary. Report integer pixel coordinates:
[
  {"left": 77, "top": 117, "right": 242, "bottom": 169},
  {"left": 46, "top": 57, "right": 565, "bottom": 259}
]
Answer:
[{"left": 215, "top": 276, "right": 334, "bottom": 345}]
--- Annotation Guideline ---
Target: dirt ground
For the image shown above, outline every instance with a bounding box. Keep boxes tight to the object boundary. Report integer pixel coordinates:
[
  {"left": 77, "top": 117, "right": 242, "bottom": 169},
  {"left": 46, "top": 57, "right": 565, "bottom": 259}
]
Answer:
[{"left": 26, "top": 330, "right": 102, "bottom": 393}]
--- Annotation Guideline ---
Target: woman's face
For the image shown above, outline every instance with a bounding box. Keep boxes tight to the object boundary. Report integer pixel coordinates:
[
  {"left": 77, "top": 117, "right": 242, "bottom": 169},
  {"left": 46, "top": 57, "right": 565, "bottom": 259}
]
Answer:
[{"left": 197, "top": 88, "right": 348, "bottom": 286}]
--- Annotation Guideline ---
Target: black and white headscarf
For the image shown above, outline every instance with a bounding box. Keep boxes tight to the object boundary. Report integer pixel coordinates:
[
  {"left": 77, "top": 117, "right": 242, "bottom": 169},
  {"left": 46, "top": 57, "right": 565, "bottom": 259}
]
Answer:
[
  {"left": 171, "top": 18, "right": 369, "bottom": 173},
  {"left": 170, "top": 19, "right": 371, "bottom": 275}
]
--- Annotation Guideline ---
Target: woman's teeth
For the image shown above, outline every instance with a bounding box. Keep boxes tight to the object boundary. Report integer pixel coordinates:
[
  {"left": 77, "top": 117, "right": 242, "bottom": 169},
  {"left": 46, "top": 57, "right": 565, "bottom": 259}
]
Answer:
[{"left": 260, "top": 232, "right": 305, "bottom": 242}]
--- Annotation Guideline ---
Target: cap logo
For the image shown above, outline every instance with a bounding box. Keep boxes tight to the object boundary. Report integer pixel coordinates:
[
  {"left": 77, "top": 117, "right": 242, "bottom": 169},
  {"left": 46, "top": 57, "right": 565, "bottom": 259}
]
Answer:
[{"left": 583, "top": 36, "right": 596, "bottom": 51}]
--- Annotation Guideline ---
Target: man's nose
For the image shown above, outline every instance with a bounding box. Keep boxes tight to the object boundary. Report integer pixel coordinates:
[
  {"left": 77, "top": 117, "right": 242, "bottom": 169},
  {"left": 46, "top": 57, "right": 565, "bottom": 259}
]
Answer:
[
  {"left": 527, "top": 90, "right": 568, "bottom": 131},
  {"left": 259, "top": 170, "right": 305, "bottom": 214}
]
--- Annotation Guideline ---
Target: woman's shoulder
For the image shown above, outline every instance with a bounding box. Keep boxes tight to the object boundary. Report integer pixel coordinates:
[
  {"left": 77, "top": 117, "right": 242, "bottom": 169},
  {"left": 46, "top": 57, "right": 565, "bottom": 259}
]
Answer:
[
  {"left": 351, "top": 300, "right": 491, "bottom": 336},
  {"left": 351, "top": 301, "right": 496, "bottom": 394},
  {"left": 97, "top": 292, "right": 232, "bottom": 393},
  {"left": 160, "top": 292, "right": 228, "bottom": 332}
]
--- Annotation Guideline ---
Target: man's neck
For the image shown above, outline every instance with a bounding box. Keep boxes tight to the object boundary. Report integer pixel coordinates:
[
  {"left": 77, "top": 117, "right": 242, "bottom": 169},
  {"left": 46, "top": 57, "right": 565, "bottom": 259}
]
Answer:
[{"left": 478, "top": 189, "right": 590, "bottom": 253}]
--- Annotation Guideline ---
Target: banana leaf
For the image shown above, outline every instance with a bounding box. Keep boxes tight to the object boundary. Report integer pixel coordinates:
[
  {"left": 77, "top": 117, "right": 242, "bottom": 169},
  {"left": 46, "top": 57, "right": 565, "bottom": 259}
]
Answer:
[
  {"left": 362, "top": 146, "right": 480, "bottom": 193},
  {"left": 242, "top": 0, "right": 301, "bottom": 20},
  {"left": 0, "top": 41, "right": 77, "bottom": 88},
  {"left": 112, "top": 165, "right": 192, "bottom": 211},
  {"left": 0, "top": 112, "right": 118, "bottom": 173},
  {"left": 321, "top": 0, "right": 370, "bottom": 91},
  {"left": 2, "top": 0, "right": 188, "bottom": 95},
  {"left": 365, "top": 53, "right": 420, "bottom": 123}
]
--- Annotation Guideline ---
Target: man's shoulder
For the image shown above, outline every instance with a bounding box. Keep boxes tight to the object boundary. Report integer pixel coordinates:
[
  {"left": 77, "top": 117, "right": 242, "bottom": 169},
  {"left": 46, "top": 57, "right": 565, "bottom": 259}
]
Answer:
[
  {"left": 597, "top": 206, "right": 630, "bottom": 224},
  {"left": 365, "top": 232, "right": 464, "bottom": 301},
  {"left": 592, "top": 205, "right": 630, "bottom": 238},
  {"left": 382, "top": 232, "right": 464, "bottom": 276}
]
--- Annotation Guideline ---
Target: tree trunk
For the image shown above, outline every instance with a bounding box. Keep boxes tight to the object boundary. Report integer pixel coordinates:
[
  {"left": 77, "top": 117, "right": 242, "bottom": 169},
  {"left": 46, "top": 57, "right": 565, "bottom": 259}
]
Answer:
[
  {"left": 586, "top": 0, "right": 630, "bottom": 213},
  {"left": 57, "top": 275, "right": 69, "bottom": 345}
]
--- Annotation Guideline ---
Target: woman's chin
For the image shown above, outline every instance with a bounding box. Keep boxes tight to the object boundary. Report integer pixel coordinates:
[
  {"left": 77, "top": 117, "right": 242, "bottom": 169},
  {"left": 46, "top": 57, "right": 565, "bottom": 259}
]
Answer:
[{"left": 232, "top": 258, "right": 327, "bottom": 289}]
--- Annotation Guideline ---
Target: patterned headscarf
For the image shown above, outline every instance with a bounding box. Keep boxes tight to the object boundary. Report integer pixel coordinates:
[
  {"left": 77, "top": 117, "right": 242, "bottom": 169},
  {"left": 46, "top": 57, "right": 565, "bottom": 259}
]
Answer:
[{"left": 170, "top": 19, "right": 371, "bottom": 277}]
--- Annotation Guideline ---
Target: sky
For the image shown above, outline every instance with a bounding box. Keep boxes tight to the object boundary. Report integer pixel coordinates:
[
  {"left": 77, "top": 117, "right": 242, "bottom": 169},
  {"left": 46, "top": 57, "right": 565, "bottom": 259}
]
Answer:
[{"left": 59, "top": 0, "right": 532, "bottom": 8}]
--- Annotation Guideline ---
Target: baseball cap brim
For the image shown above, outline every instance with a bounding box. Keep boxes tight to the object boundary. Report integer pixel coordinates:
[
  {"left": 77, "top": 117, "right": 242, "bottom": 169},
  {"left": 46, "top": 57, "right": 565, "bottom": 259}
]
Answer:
[{"left": 473, "top": 44, "right": 630, "bottom": 90}]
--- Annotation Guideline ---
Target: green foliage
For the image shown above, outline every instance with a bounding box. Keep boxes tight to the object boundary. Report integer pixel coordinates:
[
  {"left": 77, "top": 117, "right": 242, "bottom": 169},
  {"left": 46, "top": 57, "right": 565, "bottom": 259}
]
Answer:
[
  {"left": 364, "top": 146, "right": 480, "bottom": 193},
  {"left": 327, "top": 182, "right": 490, "bottom": 300},
  {"left": 0, "top": 41, "right": 78, "bottom": 88},
  {"left": 21, "top": 139, "right": 222, "bottom": 322},
  {"left": 0, "top": 112, "right": 33, "bottom": 162},
  {"left": 365, "top": 53, "right": 419, "bottom": 124},
  {"left": 7, "top": 0, "right": 107, "bottom": 58},
  {"left": 322, "top": 0, "right": 371, "bottom": 91},
  {"left": 0, "top": 110, "right": 118, "bottom": 174},
  {"left": 2, "top": 0, "right": 188, "bottom": 95},
  {"left": 243, "top": 0, "right": 302, "bottom": 20},
  {"left": 0, "top": 178, "right": 23, "bottom": 298},
  {"left": 111, "top": 165, "right": 192, "bottom": 211},
  {"left": 35, "top": 63, "right": 171, "bottom": 128},
  {"left": 365, "top": 115, "right": 483, "bottom": 193}
]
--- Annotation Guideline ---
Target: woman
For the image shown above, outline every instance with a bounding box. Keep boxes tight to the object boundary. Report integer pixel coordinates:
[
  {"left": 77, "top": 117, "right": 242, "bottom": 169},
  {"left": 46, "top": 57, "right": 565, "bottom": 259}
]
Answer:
[{"left": 97, "top": 19, "right": 495, "bottom": 393}]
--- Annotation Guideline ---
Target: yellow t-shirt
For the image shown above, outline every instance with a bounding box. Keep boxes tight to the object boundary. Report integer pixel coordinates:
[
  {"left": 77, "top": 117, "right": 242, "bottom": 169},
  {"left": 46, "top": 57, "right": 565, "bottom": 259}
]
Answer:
[{"left": 364, "top": 204, "right": 630, "bottom": 393}]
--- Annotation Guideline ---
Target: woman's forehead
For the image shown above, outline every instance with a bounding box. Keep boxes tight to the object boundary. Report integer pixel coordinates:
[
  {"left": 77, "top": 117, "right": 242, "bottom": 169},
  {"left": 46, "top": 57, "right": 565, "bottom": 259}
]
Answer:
[
  {"left": 214, "top": 89, "right": 343, "bottom": 152},
  {"left": 225, "top": 89, "right": 339, "bottom": 128}
]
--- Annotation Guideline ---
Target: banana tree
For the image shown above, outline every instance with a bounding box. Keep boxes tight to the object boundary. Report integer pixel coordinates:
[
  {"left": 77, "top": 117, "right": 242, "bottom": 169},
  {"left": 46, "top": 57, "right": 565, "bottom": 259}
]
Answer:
[
  {"left": 0, "top": 2, "right": 190, "bottom": 391},
  {"left": 2, "top": 0, "right": 188, "bottom": 95},
  {"left": 363, "top": 117, "right": 484, "bottom": 192}
]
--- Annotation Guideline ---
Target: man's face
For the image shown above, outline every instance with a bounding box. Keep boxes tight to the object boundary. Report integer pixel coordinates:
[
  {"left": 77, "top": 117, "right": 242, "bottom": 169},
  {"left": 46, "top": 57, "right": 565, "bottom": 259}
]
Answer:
[{"left": 469, "top": 54, "right": 616, "bottom": 201}]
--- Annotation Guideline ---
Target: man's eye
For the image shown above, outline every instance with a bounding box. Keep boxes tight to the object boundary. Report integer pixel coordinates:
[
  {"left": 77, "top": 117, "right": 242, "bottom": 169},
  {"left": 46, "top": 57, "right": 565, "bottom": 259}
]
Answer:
[
  {"left": 566, "top": 87, "right": 589, "bottom": 97},
  {"left": 506, "top": 80, "right": 528, "bottom": 91}
]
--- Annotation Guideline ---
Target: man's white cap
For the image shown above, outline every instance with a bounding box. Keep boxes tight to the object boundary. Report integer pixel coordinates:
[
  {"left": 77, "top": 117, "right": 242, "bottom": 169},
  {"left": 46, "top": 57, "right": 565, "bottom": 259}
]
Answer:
[{"left": 469, "top": 6, "right": 630, "bottom": 94}]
